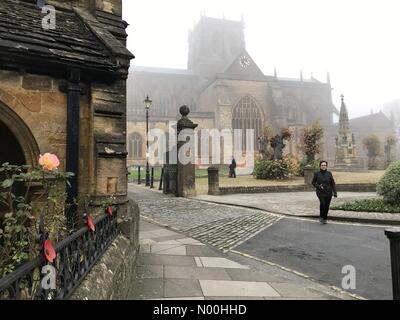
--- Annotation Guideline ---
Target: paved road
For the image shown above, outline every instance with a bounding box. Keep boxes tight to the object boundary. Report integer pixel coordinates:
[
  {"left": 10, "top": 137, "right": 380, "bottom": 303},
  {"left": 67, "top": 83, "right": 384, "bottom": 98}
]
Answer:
[{"left": 235, "top": 218, "right": 393, "bottom": 300}]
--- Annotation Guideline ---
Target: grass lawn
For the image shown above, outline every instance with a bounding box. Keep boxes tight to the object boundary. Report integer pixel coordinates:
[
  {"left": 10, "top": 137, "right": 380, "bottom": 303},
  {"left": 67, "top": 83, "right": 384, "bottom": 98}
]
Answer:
[
  {"left": 128, "top": 165, "right": 385, "bottom": 196},
  {"left": 331, "top": 198, "right": 400, "bottom": 213},
  {"left": 195, "top": 170, "right": 385, "bottom": 195}
]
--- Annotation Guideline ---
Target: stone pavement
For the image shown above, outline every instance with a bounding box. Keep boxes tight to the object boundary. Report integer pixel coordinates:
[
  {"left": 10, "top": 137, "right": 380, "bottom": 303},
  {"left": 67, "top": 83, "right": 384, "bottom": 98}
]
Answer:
[
  {"left": 129, "top": 219, "right": 357, "bottom": 300},
  {"left": 194, "top": 192, "right": 400, "bottom": 225}
]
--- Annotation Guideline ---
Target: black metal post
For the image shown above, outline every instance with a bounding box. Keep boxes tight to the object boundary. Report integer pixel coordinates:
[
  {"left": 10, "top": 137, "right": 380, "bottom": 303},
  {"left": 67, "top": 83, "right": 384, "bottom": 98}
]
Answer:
[
  {"left": 385, "top": 227, "right": 400, "bottom": 300},
  {"left": 59, "top": 69, "right": 86, "bottom": 230},
  {"left": 150, "top": 167, "right": 154, "bottom": 188},
  {"left": 138, "top": 166, "right": 141, "bottom": 184},
  {"left": 159, "top": 167, "right": 164, "bottom": 190},
  {"left": 145, "top": 108, "right": 150, "bottom": 186}
]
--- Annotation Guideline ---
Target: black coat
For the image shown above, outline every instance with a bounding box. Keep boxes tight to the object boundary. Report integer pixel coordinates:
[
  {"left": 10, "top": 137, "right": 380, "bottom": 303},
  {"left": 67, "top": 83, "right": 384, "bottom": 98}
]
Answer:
[{"left": 312, "top": 170, "right": 337, "bottom": 197}]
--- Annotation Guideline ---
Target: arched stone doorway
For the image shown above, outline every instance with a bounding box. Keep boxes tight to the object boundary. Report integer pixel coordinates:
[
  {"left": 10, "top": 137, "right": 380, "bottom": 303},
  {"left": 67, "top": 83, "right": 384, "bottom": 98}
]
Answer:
[
  {"left": 0, "top": 101, "right": 40, "bottom": 169},
  {"left": 0, "top": 121, "right": 26, "bottom": 166},
  {"left": 0, "top": 101, "right": 40, "bottom": 217},
  {"left": 232, "top": 96, "right": 264, "bottom": 151}
]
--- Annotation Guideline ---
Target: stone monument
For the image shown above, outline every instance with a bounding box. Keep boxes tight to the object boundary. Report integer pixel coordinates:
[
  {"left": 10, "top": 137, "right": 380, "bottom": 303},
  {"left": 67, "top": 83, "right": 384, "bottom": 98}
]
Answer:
[{"left": 334, "top": 95, "right": 361, "bottom": 169}]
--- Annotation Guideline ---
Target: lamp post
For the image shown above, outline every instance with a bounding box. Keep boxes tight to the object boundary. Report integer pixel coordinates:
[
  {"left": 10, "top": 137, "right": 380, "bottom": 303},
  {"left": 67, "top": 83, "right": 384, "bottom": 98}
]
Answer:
[{"left": 144, "top": 95, "right": 152, "bottom": 186}]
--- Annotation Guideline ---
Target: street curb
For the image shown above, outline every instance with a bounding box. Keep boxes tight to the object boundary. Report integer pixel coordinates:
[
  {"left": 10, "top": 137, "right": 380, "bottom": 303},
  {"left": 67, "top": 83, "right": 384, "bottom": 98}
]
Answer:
[{"left": 190, "top": 198, "right": 400, "bottom": 226}]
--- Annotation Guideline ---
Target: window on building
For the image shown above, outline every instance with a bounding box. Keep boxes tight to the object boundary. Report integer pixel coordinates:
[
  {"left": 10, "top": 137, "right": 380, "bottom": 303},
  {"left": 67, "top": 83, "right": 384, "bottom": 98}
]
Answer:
[
  {"left": 232, "top": 96, "right": 263, "bottom": 151},
  {"left": 129, "top": 132, "right": 143, "bottom": 159}
]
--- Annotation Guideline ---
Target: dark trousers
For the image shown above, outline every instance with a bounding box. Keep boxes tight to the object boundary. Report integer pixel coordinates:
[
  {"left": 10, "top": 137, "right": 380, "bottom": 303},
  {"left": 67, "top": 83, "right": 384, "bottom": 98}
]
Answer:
[{"left": 318, "top": 195, "right": 332, "bottom": 219}]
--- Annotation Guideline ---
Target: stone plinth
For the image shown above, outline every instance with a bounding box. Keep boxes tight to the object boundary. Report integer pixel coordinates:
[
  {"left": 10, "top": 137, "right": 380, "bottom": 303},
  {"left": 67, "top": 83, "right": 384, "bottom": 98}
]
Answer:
[
  {"left": 176, "top": 106, "right": 198, "bottom": 198},
  {"left": 207, "top": 167, "right": 220, "bottom": 195},
  {"left": 304, "top": 165, "right": 314, "bottom": 185}
]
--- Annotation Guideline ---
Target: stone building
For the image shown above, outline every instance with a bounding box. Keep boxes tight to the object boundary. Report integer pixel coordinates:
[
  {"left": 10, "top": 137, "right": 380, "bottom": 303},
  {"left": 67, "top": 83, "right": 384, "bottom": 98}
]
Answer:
[
  {"left": 127, "top": 16, "right": 338, "bottom": 167},
  {"left": 0, "top": 0, "right": 133, "bottom": 223}
]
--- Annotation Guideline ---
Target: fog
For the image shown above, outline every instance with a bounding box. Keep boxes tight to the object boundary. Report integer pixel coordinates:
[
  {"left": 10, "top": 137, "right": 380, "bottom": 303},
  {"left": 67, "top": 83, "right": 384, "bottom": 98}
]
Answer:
[{"left": 123, "top": 0, "right": 400, "bottom": 120}]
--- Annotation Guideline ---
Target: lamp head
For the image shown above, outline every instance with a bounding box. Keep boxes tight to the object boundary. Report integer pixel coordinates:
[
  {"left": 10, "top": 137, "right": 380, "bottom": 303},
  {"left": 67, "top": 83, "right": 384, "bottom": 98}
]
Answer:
[{"left": 144, "top": 95, "right": 152, "bottom": 110}]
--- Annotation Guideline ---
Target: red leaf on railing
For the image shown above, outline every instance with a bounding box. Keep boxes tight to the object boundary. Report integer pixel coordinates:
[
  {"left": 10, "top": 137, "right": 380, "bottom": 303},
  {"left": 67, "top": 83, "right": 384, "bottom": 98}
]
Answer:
[
  {"left": 106, "top": 206, "right": 113, "bottom": 217},
  {"left": 44, "top": 240, "right": 56, "bottom": 263},
  {"left": 88, "top": 215, "right": 95, "bottom": 232}
]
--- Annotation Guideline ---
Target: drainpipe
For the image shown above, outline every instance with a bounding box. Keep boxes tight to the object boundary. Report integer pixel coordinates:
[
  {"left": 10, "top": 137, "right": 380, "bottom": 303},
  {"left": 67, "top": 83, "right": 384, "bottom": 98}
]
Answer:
[{"left": 59, "top": 69, "right": 86, "bottom": 229}]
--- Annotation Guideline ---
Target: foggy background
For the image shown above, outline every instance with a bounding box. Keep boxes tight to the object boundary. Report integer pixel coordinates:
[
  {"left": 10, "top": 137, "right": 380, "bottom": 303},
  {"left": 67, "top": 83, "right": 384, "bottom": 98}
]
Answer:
[{"left": 123, "top": 0, "right": 400, "bottom": 120}]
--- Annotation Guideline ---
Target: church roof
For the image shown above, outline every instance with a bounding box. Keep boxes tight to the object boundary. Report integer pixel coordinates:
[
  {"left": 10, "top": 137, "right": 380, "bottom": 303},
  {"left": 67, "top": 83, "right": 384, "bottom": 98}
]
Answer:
[
  {"left": 132, "top": 66, "right": 195, "bottom": 76},
  {"left": 331, "top": 111, "right": 395, "bottom": 132},
  {"left": 349, "top": 112, "right": 395, "bottom": 131},
  {"left": 0, "top": 0, "right": 133, "bottom": 78}
]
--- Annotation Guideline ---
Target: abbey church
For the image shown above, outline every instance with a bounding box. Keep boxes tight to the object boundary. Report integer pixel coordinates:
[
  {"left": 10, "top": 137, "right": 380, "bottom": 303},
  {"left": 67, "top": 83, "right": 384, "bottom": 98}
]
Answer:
[{"left": 127, "top": 16, "right": 390, "bottom": 166}]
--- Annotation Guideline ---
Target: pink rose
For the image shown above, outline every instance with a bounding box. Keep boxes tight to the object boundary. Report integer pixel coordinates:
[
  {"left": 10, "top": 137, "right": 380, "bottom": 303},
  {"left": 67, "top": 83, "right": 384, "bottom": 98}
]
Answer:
[{"left": 39, "top": 153, "right": 60, "bottom": 171}]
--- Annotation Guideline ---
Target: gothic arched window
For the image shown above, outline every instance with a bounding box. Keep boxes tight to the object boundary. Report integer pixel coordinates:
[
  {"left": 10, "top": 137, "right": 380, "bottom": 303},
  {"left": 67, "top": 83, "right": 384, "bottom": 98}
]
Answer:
[
  {"left": 232, "top": 96, "right": 263, "bottom": 151},
  {"left": 129, "top": 132, "right": 143, "bottom": 159}
]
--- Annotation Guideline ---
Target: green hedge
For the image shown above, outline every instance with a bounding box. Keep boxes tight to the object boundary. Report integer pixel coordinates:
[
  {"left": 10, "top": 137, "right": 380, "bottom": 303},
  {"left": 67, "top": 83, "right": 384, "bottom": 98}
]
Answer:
[
  {"left": 331, "top": 198, "right": 400, "bottom": 213},
  {"left": 377, "top": 161, "right": 400, "bottom": 205}
]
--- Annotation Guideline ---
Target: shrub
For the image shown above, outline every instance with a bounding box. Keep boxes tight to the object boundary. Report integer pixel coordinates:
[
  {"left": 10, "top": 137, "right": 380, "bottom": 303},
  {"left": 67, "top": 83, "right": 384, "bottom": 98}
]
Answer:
[
  {"left": 301, "top": 121, "right": 324, "bottom": 162},
  {"left": 253, "top": 157, "right": 295, "bottom": 179},
  {"left": 0, "top": 155, "right": 73, "bottom": 277},
  {"left": 377, "top": 161, "right": 400, "bottom": 205}
]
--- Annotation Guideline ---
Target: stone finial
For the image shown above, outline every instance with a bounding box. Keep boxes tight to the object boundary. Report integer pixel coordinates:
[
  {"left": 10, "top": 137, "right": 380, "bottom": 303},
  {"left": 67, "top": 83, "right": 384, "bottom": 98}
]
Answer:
[
  {"left": 177, "top": 105, "right": 198, "bottom": 132},
  {"left": 179, "top": 105, "right": 190, "bottom": 117}
]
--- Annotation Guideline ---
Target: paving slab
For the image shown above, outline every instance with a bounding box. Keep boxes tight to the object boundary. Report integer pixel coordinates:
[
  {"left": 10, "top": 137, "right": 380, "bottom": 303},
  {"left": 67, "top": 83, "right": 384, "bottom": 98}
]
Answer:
[
  {"left": 135, "top": 265, "right": 164, "bottom": 279},
  {"left": 225, "top": 268, "right": 295, "bottom": 283},
  {"left": 196, "top": 257, "right": 249, "bottom": 269},
  {"left": 164, "top": 279, "right": 204, "bottom": 298},
  {"left": 164, "top": 266, "right": 231, "bottom": 281},
  {"left": 185, "top": 245, "right": 220, "bottom": 257},
  {"left": 152, "top": 246, "right": 187, "bottom": 256},
  {"left": 129, "top": 278, "right": 164, "bottom": 300},
  {"left": 138, "top": 254, "right": 196, "bottom": 267},
  {"left": 268, "top": 282, "right": 323, "bottom": 298},
  {"left": 199, "top": 280, "right": 281, "bottom": 297}
]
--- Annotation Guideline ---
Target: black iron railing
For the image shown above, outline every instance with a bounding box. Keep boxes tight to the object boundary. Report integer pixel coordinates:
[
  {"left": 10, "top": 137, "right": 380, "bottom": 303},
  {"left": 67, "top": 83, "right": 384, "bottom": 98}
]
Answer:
[{"left": 0, "top": 210, "right": 118, "bottom": 300}]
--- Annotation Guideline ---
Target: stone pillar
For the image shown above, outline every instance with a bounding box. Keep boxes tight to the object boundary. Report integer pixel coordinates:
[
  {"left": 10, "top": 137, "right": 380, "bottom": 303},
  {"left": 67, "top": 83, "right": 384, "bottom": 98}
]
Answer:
[
  {"left": 176, "top": 106, "right": 198, "bottom": 197},
  {"left": 207, "top": 167, "right": 220, "bottom": 195},
  {"left": 304, "top": 165, "right": 314, "bottom": 185},
  {"left": 385, "top": 228, "right": 400, "bottom": 300}
]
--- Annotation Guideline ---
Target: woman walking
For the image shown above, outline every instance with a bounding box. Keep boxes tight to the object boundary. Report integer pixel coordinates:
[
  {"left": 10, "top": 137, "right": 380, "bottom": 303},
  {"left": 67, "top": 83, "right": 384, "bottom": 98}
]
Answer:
[{"left": 312, "top": 161, "right": 337, "bottom": 224}]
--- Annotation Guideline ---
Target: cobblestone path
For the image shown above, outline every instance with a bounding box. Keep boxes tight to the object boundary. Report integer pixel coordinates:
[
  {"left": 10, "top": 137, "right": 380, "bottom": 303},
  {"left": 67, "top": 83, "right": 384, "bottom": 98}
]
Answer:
[
  {"left": 185, "top": 212, "right": 282, "bottom": 251},
  {"left": 129, "top": 185, "right": 282, "bottom": 252}
]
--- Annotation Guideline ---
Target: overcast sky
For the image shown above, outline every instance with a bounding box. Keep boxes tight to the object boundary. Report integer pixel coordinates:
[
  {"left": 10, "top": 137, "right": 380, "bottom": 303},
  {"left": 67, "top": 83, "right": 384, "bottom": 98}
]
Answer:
[{"left": 123, "top": 0, "right": 400, "bottom": 120}]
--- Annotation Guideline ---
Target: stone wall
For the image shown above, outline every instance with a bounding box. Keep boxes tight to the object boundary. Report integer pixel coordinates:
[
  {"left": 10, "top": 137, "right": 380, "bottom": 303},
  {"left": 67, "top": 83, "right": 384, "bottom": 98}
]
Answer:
[
  {"left": 0, "top": 70, "right": 91, "bottom": 196},
  {"left": 71, "top": 200, "right": 140, "bottom": 300},
  {"left": 219, "top": 183, "right": 377, "bottom": 195}
]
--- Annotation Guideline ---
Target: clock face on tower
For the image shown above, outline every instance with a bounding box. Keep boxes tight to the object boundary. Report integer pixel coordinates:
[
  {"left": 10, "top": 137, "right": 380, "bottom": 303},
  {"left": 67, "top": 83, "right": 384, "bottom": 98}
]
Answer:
[{"left": 239, "top": 55, "right": 250, "bottom": 68}]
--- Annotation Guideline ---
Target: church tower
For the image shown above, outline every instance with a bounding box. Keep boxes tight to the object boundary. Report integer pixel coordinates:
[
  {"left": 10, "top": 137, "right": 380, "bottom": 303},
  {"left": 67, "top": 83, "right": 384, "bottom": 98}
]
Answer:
[
  {"left": 335, "top": 95, "right": 359, "bottom": 168},
  {"left": 188, "top": 16, "right": 245, "bottom": 78}
]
